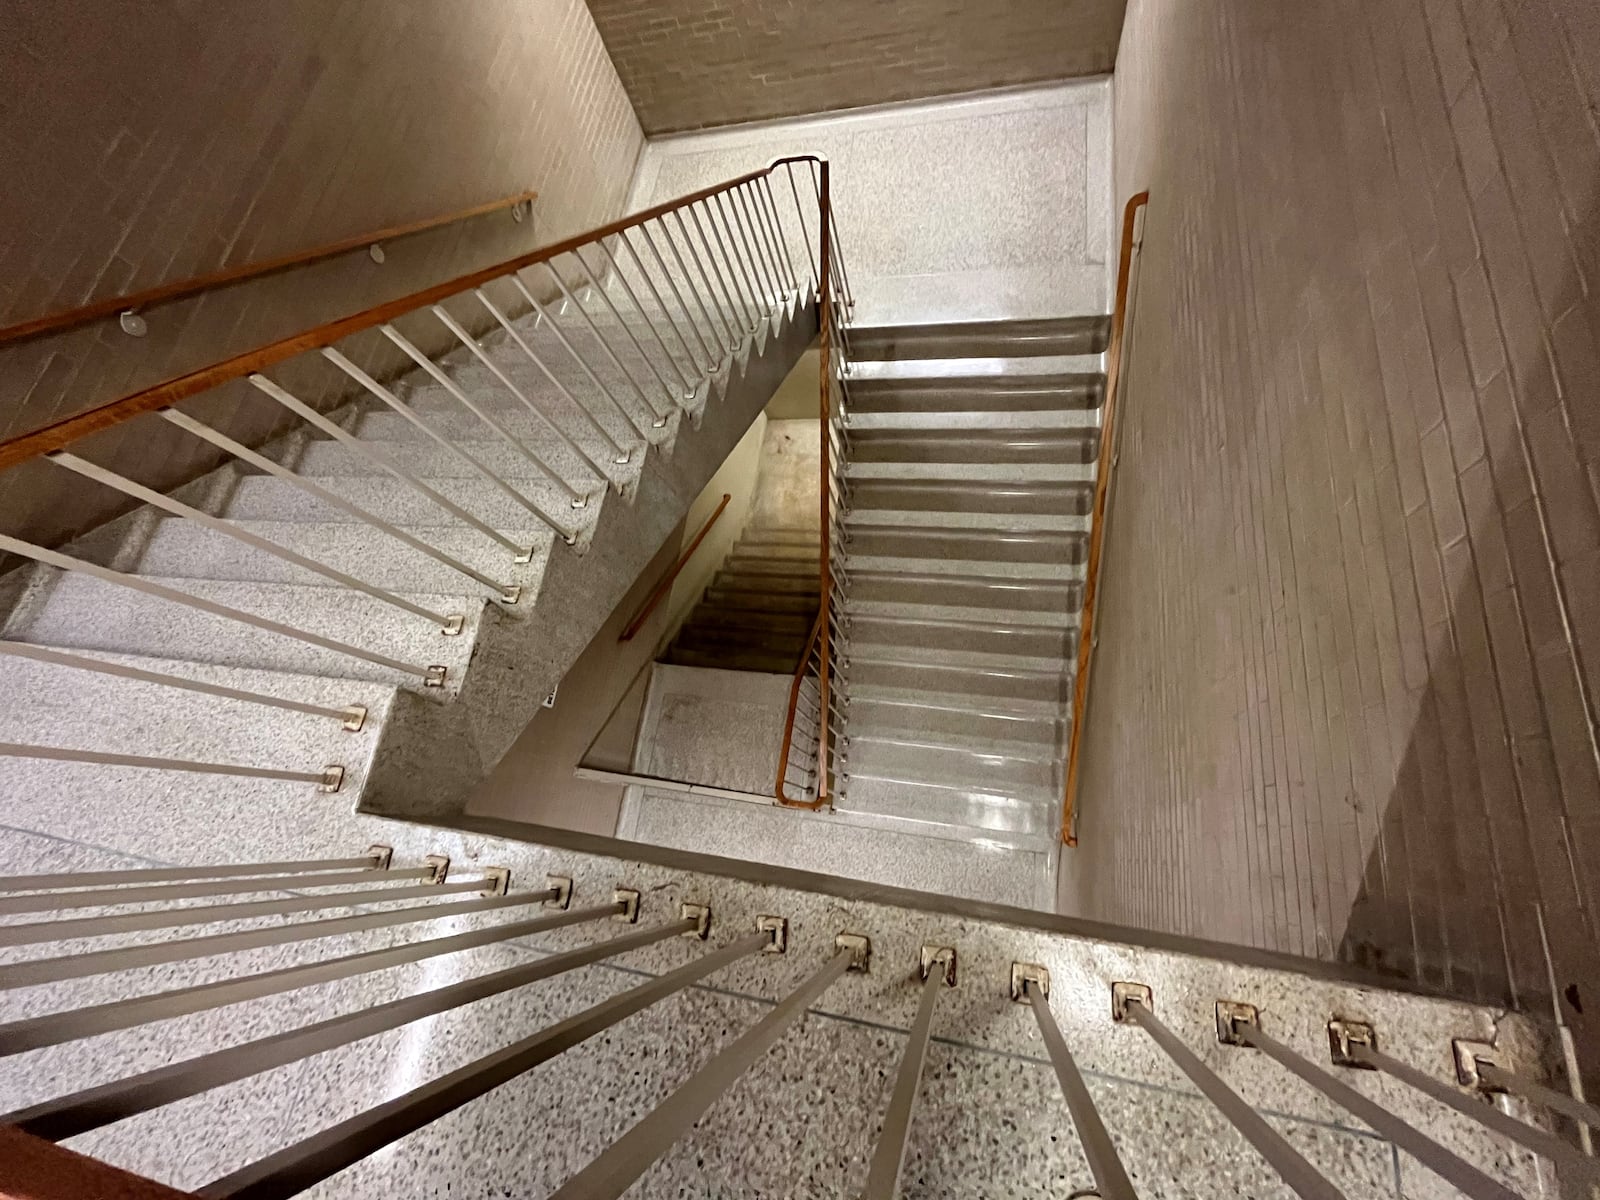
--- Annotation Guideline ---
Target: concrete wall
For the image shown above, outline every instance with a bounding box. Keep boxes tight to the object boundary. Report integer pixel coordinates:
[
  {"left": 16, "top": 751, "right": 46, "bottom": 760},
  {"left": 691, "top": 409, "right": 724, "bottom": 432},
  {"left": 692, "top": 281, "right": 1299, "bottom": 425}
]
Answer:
[
  {"left": 1072, "top": 0, "right": 1600, "bottom": 1071},
  {"left": 584, "top": 0, "right": 1126, "bottom": 135},
  {"left": 630, "top": 83, "right": 1114, "bottom": 324},
  {"left": 0, "top": 0, "right": 642, "bottom": 550}
]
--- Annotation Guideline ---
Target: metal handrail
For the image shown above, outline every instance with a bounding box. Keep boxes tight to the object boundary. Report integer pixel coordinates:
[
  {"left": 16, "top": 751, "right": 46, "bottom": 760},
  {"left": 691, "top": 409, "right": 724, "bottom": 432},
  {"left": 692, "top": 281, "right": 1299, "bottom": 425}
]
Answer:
[
  {"left": 618, "top": 493, "right": 732, "bottom": 642},
  {"left": 0, "top": 187, "right": 539, "bottom": 348},
  {"left": 1061, "top": 190, "right": 1150, "bottom": 846}
]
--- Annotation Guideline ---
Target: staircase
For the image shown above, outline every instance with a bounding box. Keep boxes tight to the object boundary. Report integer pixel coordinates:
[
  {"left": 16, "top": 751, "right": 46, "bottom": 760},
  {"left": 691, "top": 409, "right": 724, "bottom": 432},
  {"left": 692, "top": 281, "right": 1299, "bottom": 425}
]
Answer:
[
  {"left": 662, "top": 526, "right": 819, "bottom": 673},
  {"left": 834, "top": 317, "right": 1107, "bottom": 851},
  {"left": 0, "top": 166, "right": 821, "bottom": 827}
]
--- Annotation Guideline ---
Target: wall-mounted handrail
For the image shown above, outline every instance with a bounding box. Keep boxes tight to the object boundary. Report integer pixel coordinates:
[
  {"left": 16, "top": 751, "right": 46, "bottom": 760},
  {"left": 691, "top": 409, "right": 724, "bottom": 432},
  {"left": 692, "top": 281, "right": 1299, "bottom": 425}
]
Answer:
[
  {"left": 1061, "top": 191, "right": 1150, "bottom": 847},
  {"left": 0, "top": 188, "right": 539, "bottom": 348},
  {"left": 0, "top": 160, "right": 821, "bottom": 472},
  {"left": 618, "top": 493, "right": 732, "bottom": 643}
]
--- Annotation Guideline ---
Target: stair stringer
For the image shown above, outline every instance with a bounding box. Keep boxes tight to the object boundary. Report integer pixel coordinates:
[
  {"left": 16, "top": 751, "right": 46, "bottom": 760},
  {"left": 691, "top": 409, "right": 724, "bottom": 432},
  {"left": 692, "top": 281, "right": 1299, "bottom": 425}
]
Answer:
[{"left": 361, "top": 296, "right": 819, "bottom": 821}]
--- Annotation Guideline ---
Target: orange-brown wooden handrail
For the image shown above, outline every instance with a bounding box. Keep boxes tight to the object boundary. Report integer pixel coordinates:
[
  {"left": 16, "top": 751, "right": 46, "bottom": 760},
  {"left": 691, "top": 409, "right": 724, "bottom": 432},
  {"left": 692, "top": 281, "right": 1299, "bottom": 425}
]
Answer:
[
  {"left": 618, "top": 493, "right": 732, "bottom": 643},
  {"left": 1061, "top": 190, "right": 1150, "bottom": 847},
  {"left": 0, "top": 188, "right": 540, "bottom": 348},
  {"left": 774, "top": 609, "right": 827, "bottom": 809},
  {"left": 0, "top": 159, "right": 823, "bottom": 473}
]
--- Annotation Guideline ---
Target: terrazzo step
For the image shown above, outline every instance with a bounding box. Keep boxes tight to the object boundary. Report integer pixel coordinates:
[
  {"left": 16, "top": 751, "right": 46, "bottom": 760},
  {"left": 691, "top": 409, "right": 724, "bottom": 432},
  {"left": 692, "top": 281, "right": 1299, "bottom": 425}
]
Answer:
[
  {"left": 662, "top": 645, "right": 798, "bottom": 673},
  {"left": 679, "top": 609, "right": 814, "bottom": 637},
  {"left": 0, "top": 649, "right": 391, "bottom": 776},
  {"left": 846, "top": 598, "right": 1077, "bottom": 629},
  {"left": 849, "top": 571, "right": 1080, "bottom": 615},
  {"left": 848, "top": 691, "right": 1063, "bottom": 750},
  {"left": 846, "top": 373, "right": 1104, "bottom": 413},
  {"left": 848, "top": 614, "right": 1073, "bottom": 660},
  {"left": 712, "top": 572, "right": 818, "bottom": 595},
  {"left": 849, "top": 429, "right": 1098, "bottom": 466},
  {"left": 835, "top": 771, "right": 1058, "bottom": 848},
  {"left": 848, "top": 654, "right": 1071, "bottom": 704},
  {"left": 3, "top": 572, "right": 479, "bottom": 692},
  {"left": 849, "top": 479, "right": 1090, "bottom": 517},
  {"left": 222, "top": 474, "right": 573, "bottom": 537},
  {"left": 846, "top": 461, "right": 1095, "bottom": 484},
  {"left": 296, "top": 436, "right": 606, "bottom": 497},
  {"left": 845, "top": 731, "right": 1058, "bottom": 794},
  {"left": 704, "top": 586, "right": 818, "bottom": 614},
  {"left": 849, "top": 409, "right": 1101, "bottom": 432},
  {"left": 844, "top": 527, "right": 1083, "bottom": 568},
  {"left": 846, "top": 636, "right": 1069, "bottom": 677},
  {"left": 846, "top": 508, "right": 1090, "bottom": 533},
  {"left": 131, "top": 517, "right": 542, "bottom": 599},
  {"left": 848, "top": 316, "right": 1111, "bottom": 360},
  {"left": 846, "top": 553, "right": 1083, "bottom": 581}
]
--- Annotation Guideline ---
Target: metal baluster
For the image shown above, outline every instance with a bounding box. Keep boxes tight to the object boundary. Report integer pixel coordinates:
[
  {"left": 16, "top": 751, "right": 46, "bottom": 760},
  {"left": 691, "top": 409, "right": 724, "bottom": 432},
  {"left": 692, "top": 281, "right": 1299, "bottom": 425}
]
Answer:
[
  {"left": 684, "top": 201, "right": 750, "bottom": 337},
  {"left": 1478, "top": 1061, "right": 1600, "bottom": 1132},
  {"left": 1, "top": 884, "right": 553, "bottom": 989},
  {"left": 248, "top": 373, "right": 535, "bottom": 561},
  {"left": 712, "top": 190, "right": 768, "bottom": 317},
  {"left": 508, "top": 273, "right": 664, "bottom": 435},
  {"left": 785, "top": 161, "right": 821, "bottom": 290},
  {"left": 538, "top": 262, "right": 672, "bottom": 423},
  {"left": 1227, "top": 1021, "right": 1519, "bottom": 1200},
  {"left": 597, "top": 236, "right": 698, "bottom": 391},
  {"left": 566, "top": 248, "right": 684, "bottom": 406},
  {"left": 1352, "top": 1044, "right": 1600, "bottom": 1185},
  {"left": 726, "top": 185, "right": 778, "bottom": 310},
  {"left": 670, "top": 208, "right": 740, "bottom": 353},
  {"left": 0, "top": 640, "right": 368, "bottom": 730},
  {"left": 472, "top": 287, "right": 635, "bottom": 467},
  {"left": 1121, "top": 997, "right": 1346, "bottom": 1200},
  {"left": 861, "top": 949, "right": 953, "bottom": 1199},
  {"left": 0, "top": 899, "right": 635, "bottom": 1058},
  {"left": 378, "top": 325, "right": 589, "bottom": 526},
  {"left": 735, "top": 183, "right": 783, "bottom": 304},
  {"left": 0, "top": 875, "right": 495, "bottom": 950},
  {"left": 6, "top": 917, "right": 697, "bottom": 1142},
  {"left": 693, "top": 199, "right": 760, "bottom": 331},
  {"left": 1021, "top": 979, "right": 1138, "bottom": 1200},
  {"left": 752, "top": 176, "right": 796, "bottom": 294},
  {"left": 428, "top": 304, "right": 610, "bottom": 496},
  {"left": 48, "top": 452, "right": 465, "bottom": 633},
  {"left": 636, "top": 223, "right": 717, "bottom": 372},
  {"left": 616, "top": 228, "right": 706, "bottom": 374},
  {"left": 199, "top": 930, "right": 771, "bottom": 1200},
  {"left": 162, "top": 407, "right": 519, "bottom": 603},
  {"left": 0, "top": 742, "right": 344, "bottom": 794},
  {"left": 0, "top": 862, "right": 435, "bottom": 917},
  {"left": 550, "top": 947, "right": 854, "bottom": 1200},
  {"left": 0, "top": 852, "right": 387, "bottom": 892},
  {"left": 0, "top": 533, "right": 447, "bottom": 687}
]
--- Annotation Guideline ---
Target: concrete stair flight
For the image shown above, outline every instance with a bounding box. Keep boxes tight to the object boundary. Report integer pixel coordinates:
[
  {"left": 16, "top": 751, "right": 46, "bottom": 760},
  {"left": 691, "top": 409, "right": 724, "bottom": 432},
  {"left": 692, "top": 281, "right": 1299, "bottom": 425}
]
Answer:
[
  {"left": 836, "top": 315, "right": 1108, "bottom": 852},
  {"left": 663, "top": 527, "right": 820, "bottom": 674}
]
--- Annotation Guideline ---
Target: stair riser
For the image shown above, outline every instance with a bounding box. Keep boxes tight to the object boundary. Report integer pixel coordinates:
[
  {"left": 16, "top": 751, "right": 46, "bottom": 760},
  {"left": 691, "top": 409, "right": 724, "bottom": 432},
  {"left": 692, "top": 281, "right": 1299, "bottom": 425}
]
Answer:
[
  {"left": 846, "top": 376, "right": 1104, "bottom": 413},
  {"left": 848, "top": 481, "right": 1091, "bottom": 517},
  {"left": 848, "top": 316, "right": 1110, "bottom": 360},
  {"left": 846, "top": 737, "right": 1057, "bottom": 792},
  {"left": 849, "top": 659, "right": 1070, "bottom": 703},
  {"left": 845, "top": 529, "right": 1084, "bottom": 566},
  {"left": 848, "top": 696, "right": 1062, "bottom": 747},
  {"left": 850, "top": 433, "right": 1098, "bottom": 466},
  {"left": 850, "top": 574, "right": 1079, "bottom": 613},
  {"left": 704, "top": 589, "right": 818, "bottom": 613},
  {"left": 849, "top": 616, "right": 1072, "bottom": 659}
]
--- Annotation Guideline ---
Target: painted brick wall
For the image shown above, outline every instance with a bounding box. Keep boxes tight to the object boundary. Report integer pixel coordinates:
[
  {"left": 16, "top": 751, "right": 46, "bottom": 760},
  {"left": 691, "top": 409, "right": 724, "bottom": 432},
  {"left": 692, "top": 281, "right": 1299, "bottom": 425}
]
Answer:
[
  {"left": 0, "top": 0, "right": 642, "bottom": 550},
  {"left": 1072, "top": 0, "right": 1600, "bottom": 1068},
  {"left": 584, "top": 0, "right": 1126, "bottom": 134}
]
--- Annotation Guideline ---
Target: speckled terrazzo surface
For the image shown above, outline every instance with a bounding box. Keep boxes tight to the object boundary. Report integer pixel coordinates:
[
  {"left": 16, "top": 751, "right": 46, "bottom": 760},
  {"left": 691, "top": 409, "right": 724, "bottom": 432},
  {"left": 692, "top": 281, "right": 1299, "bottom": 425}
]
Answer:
[
  {"left": 0, "top": 784, "right": 1556, "bottom": 1199},
  {"left": 629, "top": 81, "right": 1114, "bottom": 326}
]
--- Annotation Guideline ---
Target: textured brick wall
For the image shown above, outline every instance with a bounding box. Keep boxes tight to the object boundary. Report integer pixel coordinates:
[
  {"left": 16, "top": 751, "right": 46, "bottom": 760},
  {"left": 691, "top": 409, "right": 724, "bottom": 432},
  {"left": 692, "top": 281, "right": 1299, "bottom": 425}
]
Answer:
[
  {"left": 1073, "top": 0, "right": 1600, "bottom": 1066},
  {"left": 0, "top": 0, "right": 641, "bottom": 550},
  {"left": 584, "top": 0, "right": 1126, "bottom": 134}
]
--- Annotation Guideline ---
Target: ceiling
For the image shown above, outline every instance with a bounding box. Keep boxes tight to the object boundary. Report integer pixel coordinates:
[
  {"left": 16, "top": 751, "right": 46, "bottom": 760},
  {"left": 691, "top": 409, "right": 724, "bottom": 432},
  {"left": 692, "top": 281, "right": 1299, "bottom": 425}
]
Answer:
[{"left": 586, "top": 0, "right": 1128, "bottom": 134}]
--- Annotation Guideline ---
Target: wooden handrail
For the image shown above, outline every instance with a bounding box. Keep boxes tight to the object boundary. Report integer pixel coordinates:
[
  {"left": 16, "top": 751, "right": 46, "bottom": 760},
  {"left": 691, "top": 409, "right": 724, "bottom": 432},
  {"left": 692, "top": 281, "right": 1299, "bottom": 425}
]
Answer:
[
  {"left": 774, "top": 610, "right": 827, "bottom": 809},
  {"left": 618, "top": 494, "right": 731, "bottom": 643},
  {"left": 0, "top": 158, "right": 824, "bottom": 473},
  {"left": 0, "top": 188, "right": 539, "bottom": 348},
  {"left": 1061, "top": 190, "right": 1150, "bottom": 847}
]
